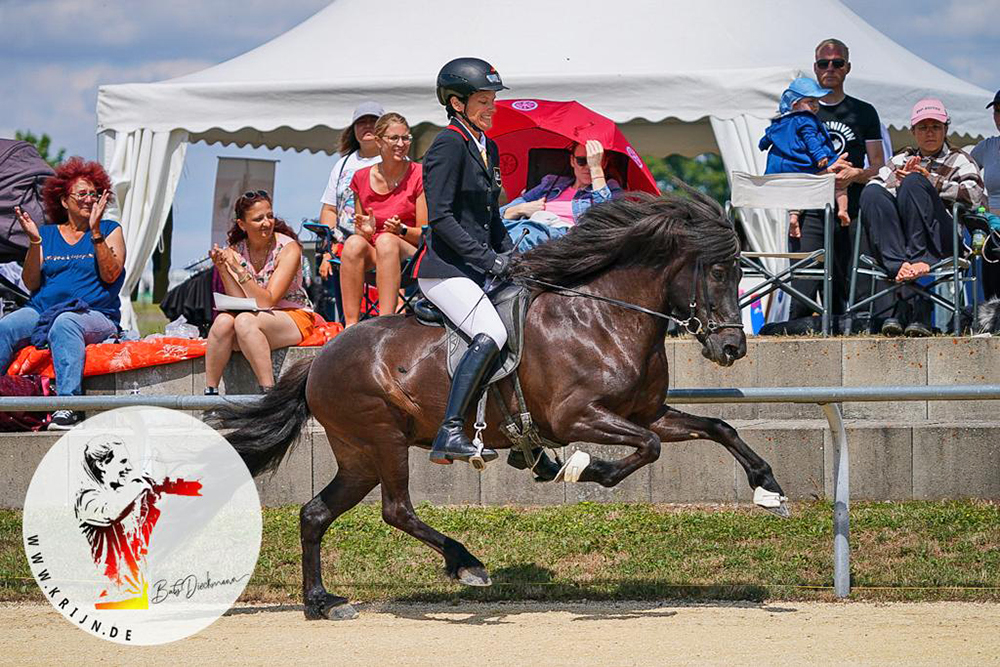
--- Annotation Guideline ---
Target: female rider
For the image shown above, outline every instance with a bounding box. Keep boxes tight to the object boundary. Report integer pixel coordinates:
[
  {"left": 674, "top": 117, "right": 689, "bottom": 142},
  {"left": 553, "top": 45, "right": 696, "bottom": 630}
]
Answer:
[{"left": 415, "top": 57, "right": 513, "bottom": 465}]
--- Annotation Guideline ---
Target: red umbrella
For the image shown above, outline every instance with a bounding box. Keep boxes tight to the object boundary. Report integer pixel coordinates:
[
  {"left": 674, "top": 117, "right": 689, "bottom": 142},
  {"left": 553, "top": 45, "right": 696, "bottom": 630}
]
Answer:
[{"left": 488, "top": 99, "right": 660, "bottom": 201}]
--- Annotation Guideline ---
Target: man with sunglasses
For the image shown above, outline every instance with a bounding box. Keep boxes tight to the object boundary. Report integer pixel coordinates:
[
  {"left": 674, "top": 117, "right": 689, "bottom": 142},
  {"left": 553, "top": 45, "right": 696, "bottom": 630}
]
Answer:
[{"left": 787, "top": 38, "right": 885, "bottom": 322}]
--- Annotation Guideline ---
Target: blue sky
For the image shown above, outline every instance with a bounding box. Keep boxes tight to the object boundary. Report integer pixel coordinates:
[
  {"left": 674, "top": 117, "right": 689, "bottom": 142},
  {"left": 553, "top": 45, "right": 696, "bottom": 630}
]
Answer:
[{"left": 1, "top": 0, "right": 998, "bottom": 268}]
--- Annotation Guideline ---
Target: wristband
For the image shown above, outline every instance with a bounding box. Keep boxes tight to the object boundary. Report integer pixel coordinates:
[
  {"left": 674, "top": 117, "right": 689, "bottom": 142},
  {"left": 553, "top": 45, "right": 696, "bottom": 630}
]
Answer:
[{"left": 91, "top": 235, "right": 105, "bottom": 244}]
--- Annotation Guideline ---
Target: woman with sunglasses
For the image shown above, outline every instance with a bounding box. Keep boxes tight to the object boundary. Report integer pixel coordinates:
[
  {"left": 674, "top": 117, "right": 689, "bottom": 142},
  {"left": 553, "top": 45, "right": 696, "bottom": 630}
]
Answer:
[
  {"left": 6, "top": 158, "right": 126, "bottom": 429},
  {"left": 500, "top": 139, "right": 621, "bottom": 249},
  {"left": 205, "top": 190, "right": 314, "bottom": 393},
  {"left": 339, "top": 112, "right": 425, "bottom": 327}
]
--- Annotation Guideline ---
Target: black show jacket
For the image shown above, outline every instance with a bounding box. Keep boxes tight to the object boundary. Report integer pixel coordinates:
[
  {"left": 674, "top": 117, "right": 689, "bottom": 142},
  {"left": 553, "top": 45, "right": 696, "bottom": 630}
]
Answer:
[{"left": 413, "top": 121, "right": 513, "bottom": 285}]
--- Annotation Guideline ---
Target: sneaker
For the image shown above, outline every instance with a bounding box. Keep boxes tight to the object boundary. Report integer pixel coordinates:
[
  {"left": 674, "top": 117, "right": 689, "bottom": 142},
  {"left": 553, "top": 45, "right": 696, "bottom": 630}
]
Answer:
[{"left": 48, "top": 410, "right": 82, "bottom": 430}]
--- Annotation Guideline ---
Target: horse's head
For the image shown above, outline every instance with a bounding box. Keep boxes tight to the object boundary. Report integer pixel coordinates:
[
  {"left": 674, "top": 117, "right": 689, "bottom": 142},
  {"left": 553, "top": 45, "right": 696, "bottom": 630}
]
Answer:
[{"left": 692, "top": 257, "right": 746, "bottom": 367}]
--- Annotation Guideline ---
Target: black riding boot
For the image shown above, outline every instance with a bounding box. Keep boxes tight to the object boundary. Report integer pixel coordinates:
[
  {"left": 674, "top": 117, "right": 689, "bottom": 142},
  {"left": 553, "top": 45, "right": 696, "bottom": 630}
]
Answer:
[{"left": 429, "top": 334, "right": 501, "bottom": 465}]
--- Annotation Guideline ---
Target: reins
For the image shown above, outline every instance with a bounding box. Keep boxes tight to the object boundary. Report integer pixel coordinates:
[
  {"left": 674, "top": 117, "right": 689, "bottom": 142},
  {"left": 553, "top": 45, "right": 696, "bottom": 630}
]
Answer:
[{"left": 518, "top": 256, "right": 744, "bottom": 336}]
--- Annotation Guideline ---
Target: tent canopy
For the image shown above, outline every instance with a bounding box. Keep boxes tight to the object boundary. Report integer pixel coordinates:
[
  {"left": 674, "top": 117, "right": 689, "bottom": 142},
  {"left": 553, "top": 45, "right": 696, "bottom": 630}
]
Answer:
[
  {"left": 98, "top": 0, "right": 995, "bottom": 155},
  {"left": 95, "top": 0, "right": 996, "bottom": 331}
]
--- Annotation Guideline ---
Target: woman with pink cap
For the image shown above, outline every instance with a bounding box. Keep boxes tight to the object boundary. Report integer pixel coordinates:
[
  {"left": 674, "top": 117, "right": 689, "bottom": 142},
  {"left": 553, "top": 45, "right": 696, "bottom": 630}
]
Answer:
[{"left": 859, "top": 98, "right": 986, "bottom": 336}]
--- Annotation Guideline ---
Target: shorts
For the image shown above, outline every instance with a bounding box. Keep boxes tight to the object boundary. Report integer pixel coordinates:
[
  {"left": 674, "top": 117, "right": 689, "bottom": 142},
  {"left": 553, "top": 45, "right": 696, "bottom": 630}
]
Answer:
[{"left": 283, "top": 309, "right": 316, "bottom": 339}]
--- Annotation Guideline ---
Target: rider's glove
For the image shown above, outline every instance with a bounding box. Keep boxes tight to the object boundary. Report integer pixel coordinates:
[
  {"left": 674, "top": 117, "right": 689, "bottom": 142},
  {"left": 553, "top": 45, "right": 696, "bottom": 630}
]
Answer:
[{"left": 487, "top": 252, "right": 513, "bottom": 279}]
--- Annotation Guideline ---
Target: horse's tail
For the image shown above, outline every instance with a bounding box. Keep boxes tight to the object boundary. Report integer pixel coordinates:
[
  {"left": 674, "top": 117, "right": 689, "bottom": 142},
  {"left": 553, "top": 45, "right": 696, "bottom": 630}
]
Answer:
[{"left": 208, "top": 359, "right": 313, "bottom": 477}]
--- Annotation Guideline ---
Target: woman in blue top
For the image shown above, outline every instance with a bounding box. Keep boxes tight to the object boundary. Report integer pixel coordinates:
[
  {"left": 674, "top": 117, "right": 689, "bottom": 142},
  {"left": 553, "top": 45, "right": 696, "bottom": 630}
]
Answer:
[
  {"left": 501, "top": 139, "right": 621, "bottom": 249},
  {"left": 9, "top": 157, "right": 126, "bottom": 429}
]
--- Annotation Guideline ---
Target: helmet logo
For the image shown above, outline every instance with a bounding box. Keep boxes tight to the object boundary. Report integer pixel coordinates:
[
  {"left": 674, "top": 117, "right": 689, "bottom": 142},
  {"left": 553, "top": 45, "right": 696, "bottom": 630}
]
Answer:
[
  {"left": 511, "top": 100, "right": 538, "bottom": 111},
  {"left": 486, "top": 72, "right": 501, "bottom": 84}
]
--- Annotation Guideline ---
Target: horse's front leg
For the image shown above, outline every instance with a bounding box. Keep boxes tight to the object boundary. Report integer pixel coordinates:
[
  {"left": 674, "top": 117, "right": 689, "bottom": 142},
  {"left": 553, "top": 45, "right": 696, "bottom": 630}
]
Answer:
[
  {"left": 553, "top": 406, "right": 661, "bottom": 488},
  {"left": 649, "top": 405, "right": 789, "bottom": 516}
]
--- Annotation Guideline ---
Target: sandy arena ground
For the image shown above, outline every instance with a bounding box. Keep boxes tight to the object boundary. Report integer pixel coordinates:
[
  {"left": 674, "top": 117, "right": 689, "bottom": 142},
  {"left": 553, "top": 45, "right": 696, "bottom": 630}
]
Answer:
[{"left": 2, "top": 600, "right": 999, "bottom": 666}]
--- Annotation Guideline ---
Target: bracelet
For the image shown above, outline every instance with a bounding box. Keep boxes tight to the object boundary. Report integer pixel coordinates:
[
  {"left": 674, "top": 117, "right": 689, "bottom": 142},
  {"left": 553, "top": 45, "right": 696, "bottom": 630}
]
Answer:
[
  {"left": 397, "top": 224, "right": 408, "bottom": 237},
  {"left": 91, "top": 235, "right": 105, "bottom": 244},
  {"left": 237, "top": 273, "right": 252, "bottom": 284},
  {"left": 29, "top": 239, "right": 41, "bottom": 246}
]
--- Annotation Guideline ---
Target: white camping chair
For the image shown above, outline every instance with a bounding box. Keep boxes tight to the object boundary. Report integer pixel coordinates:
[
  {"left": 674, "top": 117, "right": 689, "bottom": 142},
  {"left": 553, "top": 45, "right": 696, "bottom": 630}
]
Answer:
[{"left": 727, "top": 171, "right": 836, "bottom": 335}]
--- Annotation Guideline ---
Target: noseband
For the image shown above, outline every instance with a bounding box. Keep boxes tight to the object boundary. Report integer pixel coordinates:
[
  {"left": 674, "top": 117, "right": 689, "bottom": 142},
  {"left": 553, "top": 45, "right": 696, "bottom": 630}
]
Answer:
[
  {"left": 521, "top": 256, "right": 744, "bottom": 336},
  {"left": 673, "top": 257, "right": 744, "bottom": 336}
]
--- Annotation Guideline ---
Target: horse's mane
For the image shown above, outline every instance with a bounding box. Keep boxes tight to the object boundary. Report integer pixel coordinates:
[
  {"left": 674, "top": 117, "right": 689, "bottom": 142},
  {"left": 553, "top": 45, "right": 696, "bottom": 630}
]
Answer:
[{"left": 512, "top": 186, "right": 739, "bottom": 287}]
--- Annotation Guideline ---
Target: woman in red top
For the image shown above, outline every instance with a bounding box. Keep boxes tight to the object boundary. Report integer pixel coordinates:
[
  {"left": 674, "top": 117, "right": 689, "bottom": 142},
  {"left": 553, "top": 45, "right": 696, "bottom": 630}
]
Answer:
[{"left": 339, "top": 112, "right": 426, "bottom": 326}]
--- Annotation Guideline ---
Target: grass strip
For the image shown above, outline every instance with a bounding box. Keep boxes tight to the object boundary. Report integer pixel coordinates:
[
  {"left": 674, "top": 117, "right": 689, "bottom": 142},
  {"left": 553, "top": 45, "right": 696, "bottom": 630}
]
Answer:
[{"left": 3, "top": 500, "right": 999, "bottom": 604}]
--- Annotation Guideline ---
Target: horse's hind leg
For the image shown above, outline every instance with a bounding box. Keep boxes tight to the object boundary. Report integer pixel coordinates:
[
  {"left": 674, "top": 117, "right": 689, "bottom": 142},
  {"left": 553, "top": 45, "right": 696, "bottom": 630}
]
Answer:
[
  {"left": 378, "top": 444, "right": 492, "bottom": 587},
  {"left": 649, "top": 406, "right": 789, "bottom": 516},
  {"left": 301, "top": 448, "right": 379, "bottom": 621}
]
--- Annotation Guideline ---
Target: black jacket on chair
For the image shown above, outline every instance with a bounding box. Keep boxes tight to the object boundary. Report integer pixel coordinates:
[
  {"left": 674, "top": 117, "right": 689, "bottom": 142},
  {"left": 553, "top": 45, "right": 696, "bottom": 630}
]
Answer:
[{"left": 413, "top": 121, "right": 513, "bottom": 286}]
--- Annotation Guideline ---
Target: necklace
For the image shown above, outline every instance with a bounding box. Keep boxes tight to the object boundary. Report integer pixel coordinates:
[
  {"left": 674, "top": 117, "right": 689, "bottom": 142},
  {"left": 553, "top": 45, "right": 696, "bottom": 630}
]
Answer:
[
  {"left": 378, "top": 161, "right": 408, "bottom": 192},
  {"left": 246, "top": 237, "right": 274, "bottom": 271}
]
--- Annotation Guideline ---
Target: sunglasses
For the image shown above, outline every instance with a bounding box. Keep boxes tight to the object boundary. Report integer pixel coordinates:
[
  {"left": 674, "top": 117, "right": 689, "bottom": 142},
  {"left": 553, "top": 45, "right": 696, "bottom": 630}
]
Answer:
[
  {"left": 70, "top": 190, "right": 104, "bottom": 202},
  {"left": 573, "top": 156, "right": 588, "bottom": 167},
  {"left": 241, "top": 189, "right": 270, "bottom": 201},
  {"left": 815, "top": 58, "right": 847, "bottom": 70}
]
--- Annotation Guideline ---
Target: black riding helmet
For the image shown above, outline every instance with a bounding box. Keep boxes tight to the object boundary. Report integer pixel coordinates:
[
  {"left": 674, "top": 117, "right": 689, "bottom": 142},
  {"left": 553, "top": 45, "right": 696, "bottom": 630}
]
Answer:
[{"left": 436, "top": 57, "right": 508, "bottom": 115}]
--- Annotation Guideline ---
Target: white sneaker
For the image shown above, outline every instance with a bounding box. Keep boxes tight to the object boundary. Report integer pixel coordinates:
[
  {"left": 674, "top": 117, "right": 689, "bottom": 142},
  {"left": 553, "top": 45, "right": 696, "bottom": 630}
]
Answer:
[{"left": 48, "top": 410, "right": 82, "bottom": 430}]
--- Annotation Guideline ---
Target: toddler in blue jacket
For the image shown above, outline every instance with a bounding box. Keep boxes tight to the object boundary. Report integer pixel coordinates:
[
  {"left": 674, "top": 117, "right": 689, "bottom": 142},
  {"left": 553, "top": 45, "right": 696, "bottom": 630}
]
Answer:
[{"left": 759, "top": 77, "right": 849, "bottom": 236}]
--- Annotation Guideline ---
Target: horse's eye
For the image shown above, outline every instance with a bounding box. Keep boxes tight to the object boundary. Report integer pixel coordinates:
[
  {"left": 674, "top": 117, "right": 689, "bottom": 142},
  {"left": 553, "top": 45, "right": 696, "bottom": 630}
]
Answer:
[{"left": 711, "top": 267, "right": 726, "bottom": 280}]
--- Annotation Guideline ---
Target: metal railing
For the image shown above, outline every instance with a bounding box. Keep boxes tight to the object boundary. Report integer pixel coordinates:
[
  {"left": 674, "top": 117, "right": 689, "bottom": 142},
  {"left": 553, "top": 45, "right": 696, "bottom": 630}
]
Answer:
[{"left": 5, "top": 383, "right": 1000, "bottom": 598}]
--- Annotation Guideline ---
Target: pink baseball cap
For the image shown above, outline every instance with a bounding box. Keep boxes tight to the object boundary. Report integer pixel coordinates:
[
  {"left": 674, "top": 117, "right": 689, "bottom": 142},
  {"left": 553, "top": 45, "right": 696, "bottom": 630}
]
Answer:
[{"left": 910, "top": 98, "right": 950, "bottom": 126}]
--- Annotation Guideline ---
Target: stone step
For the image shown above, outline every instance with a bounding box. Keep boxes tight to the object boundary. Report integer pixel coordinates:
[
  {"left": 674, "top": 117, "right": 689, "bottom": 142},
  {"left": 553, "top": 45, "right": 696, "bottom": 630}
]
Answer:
[{"left": 5, "top": 419, "right": 998, "bottom": 509}]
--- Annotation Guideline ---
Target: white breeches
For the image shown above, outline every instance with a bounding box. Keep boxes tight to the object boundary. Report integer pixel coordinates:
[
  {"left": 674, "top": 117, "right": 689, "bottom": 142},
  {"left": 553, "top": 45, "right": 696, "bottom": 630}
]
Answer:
[{"left": 418, "top": 276, "right": 508, "bottom": 348}]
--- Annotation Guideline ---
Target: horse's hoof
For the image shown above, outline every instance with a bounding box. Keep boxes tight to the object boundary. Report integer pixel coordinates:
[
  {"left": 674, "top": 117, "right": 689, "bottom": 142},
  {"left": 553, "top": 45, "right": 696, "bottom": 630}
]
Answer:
[
  {"left": 753, "top": 486, "right": 790, "bottom": 518},
  {"left": 324, "top": 602, "right": 359, "bottom": 620},
  {"left": 457, "top": 566, "right": 492, "bottom": 587},
  {"left": 304, "top": 593, "right": 358, "bottom": 621}
]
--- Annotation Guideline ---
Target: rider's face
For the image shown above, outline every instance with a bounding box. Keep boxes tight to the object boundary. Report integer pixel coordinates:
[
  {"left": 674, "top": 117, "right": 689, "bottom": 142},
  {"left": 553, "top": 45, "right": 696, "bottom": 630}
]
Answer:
[{"left": 456, "top": 91, "right": 497, "bottom": 131}]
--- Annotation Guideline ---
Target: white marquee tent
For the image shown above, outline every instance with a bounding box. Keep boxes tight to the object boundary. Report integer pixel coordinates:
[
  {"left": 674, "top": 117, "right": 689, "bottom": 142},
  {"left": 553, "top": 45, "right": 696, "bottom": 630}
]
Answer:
[{"left": 96, "top": 0, "right": 995, "bottom": 330}]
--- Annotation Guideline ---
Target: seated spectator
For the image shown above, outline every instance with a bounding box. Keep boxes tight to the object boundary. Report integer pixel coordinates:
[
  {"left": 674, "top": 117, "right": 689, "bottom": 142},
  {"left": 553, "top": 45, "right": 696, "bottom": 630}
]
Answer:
[
  {"left": 759, "top": 76, "right": 850, "bottom": 236},
  {"left": 971, "top": 89, "right": 1000, "bottom": 299},
  {"left": 5, "top": 158, "right": 126, "bottom": 429},
  {"left": 501, "top": 139, "right": 621, "bottom": 249},
  {"left": 317, "top": 101, "right": 385, "bottom": 281},
  {"left": 860, "top": 98, "right": 986, "bottom": 336},
  {"left": 205, "top": 191, "right": 314, "bottom": 393},
  {"left": 339, "top": 112, "right": 425, "bottom": 327}
]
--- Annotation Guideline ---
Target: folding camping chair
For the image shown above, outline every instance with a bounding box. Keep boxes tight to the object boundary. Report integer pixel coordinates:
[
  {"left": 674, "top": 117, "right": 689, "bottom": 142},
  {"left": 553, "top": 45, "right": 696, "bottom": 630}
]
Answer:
[
  {"left": 728, "top": 171, "right": 837, "bottom": 334},
  {"left": 845, "top": 201, "right": 975, "bottom": 334}
]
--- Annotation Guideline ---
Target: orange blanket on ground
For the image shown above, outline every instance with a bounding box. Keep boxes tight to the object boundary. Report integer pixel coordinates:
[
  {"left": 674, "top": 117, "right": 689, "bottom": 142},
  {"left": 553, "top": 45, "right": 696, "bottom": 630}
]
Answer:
[{"left": 6, "top": 317, "right": 343, "bottom": 379}]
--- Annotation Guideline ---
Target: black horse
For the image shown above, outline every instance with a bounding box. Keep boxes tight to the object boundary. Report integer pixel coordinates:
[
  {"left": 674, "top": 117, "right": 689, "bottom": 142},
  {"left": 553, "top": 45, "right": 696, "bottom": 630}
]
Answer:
[{"left": 211, "top": 190, "right": 788, "bottom": 620}]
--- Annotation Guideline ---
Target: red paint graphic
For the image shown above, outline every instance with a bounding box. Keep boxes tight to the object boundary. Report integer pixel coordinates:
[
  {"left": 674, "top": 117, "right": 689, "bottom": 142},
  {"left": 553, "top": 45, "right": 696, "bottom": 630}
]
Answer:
[{"left": 74, "top": 437, "right": 201, "bottom": 610}]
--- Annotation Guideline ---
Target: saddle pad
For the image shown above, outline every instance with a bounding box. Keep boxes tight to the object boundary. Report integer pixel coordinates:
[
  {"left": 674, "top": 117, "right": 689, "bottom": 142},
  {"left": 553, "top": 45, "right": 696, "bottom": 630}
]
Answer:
[{"left": 444, "top": 284, "right": 531, "bottom": 384}]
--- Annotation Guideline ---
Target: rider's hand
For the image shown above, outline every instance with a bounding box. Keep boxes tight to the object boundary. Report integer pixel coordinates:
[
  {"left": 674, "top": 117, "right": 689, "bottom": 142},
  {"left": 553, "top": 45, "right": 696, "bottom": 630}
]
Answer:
[{"left": 487, "top": 252, "right": 513, "bottom": 279}]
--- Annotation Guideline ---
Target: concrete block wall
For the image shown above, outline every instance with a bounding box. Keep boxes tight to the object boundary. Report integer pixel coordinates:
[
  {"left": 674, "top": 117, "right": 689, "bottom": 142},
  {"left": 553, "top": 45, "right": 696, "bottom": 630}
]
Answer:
[{"left": 1, "top": 336, "right": 998, "bottom": 509}]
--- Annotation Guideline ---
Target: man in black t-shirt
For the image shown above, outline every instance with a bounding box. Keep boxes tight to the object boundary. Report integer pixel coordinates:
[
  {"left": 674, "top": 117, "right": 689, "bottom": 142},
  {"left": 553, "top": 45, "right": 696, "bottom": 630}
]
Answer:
[{"left": 788, "top": 38, "right": 885, "bottom": 320}]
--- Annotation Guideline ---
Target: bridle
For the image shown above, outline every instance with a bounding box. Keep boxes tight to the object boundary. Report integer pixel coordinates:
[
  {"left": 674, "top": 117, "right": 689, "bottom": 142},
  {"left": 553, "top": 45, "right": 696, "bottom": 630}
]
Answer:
[{"left": 519, "top": 256, "right": 744, "bottom": 336}]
